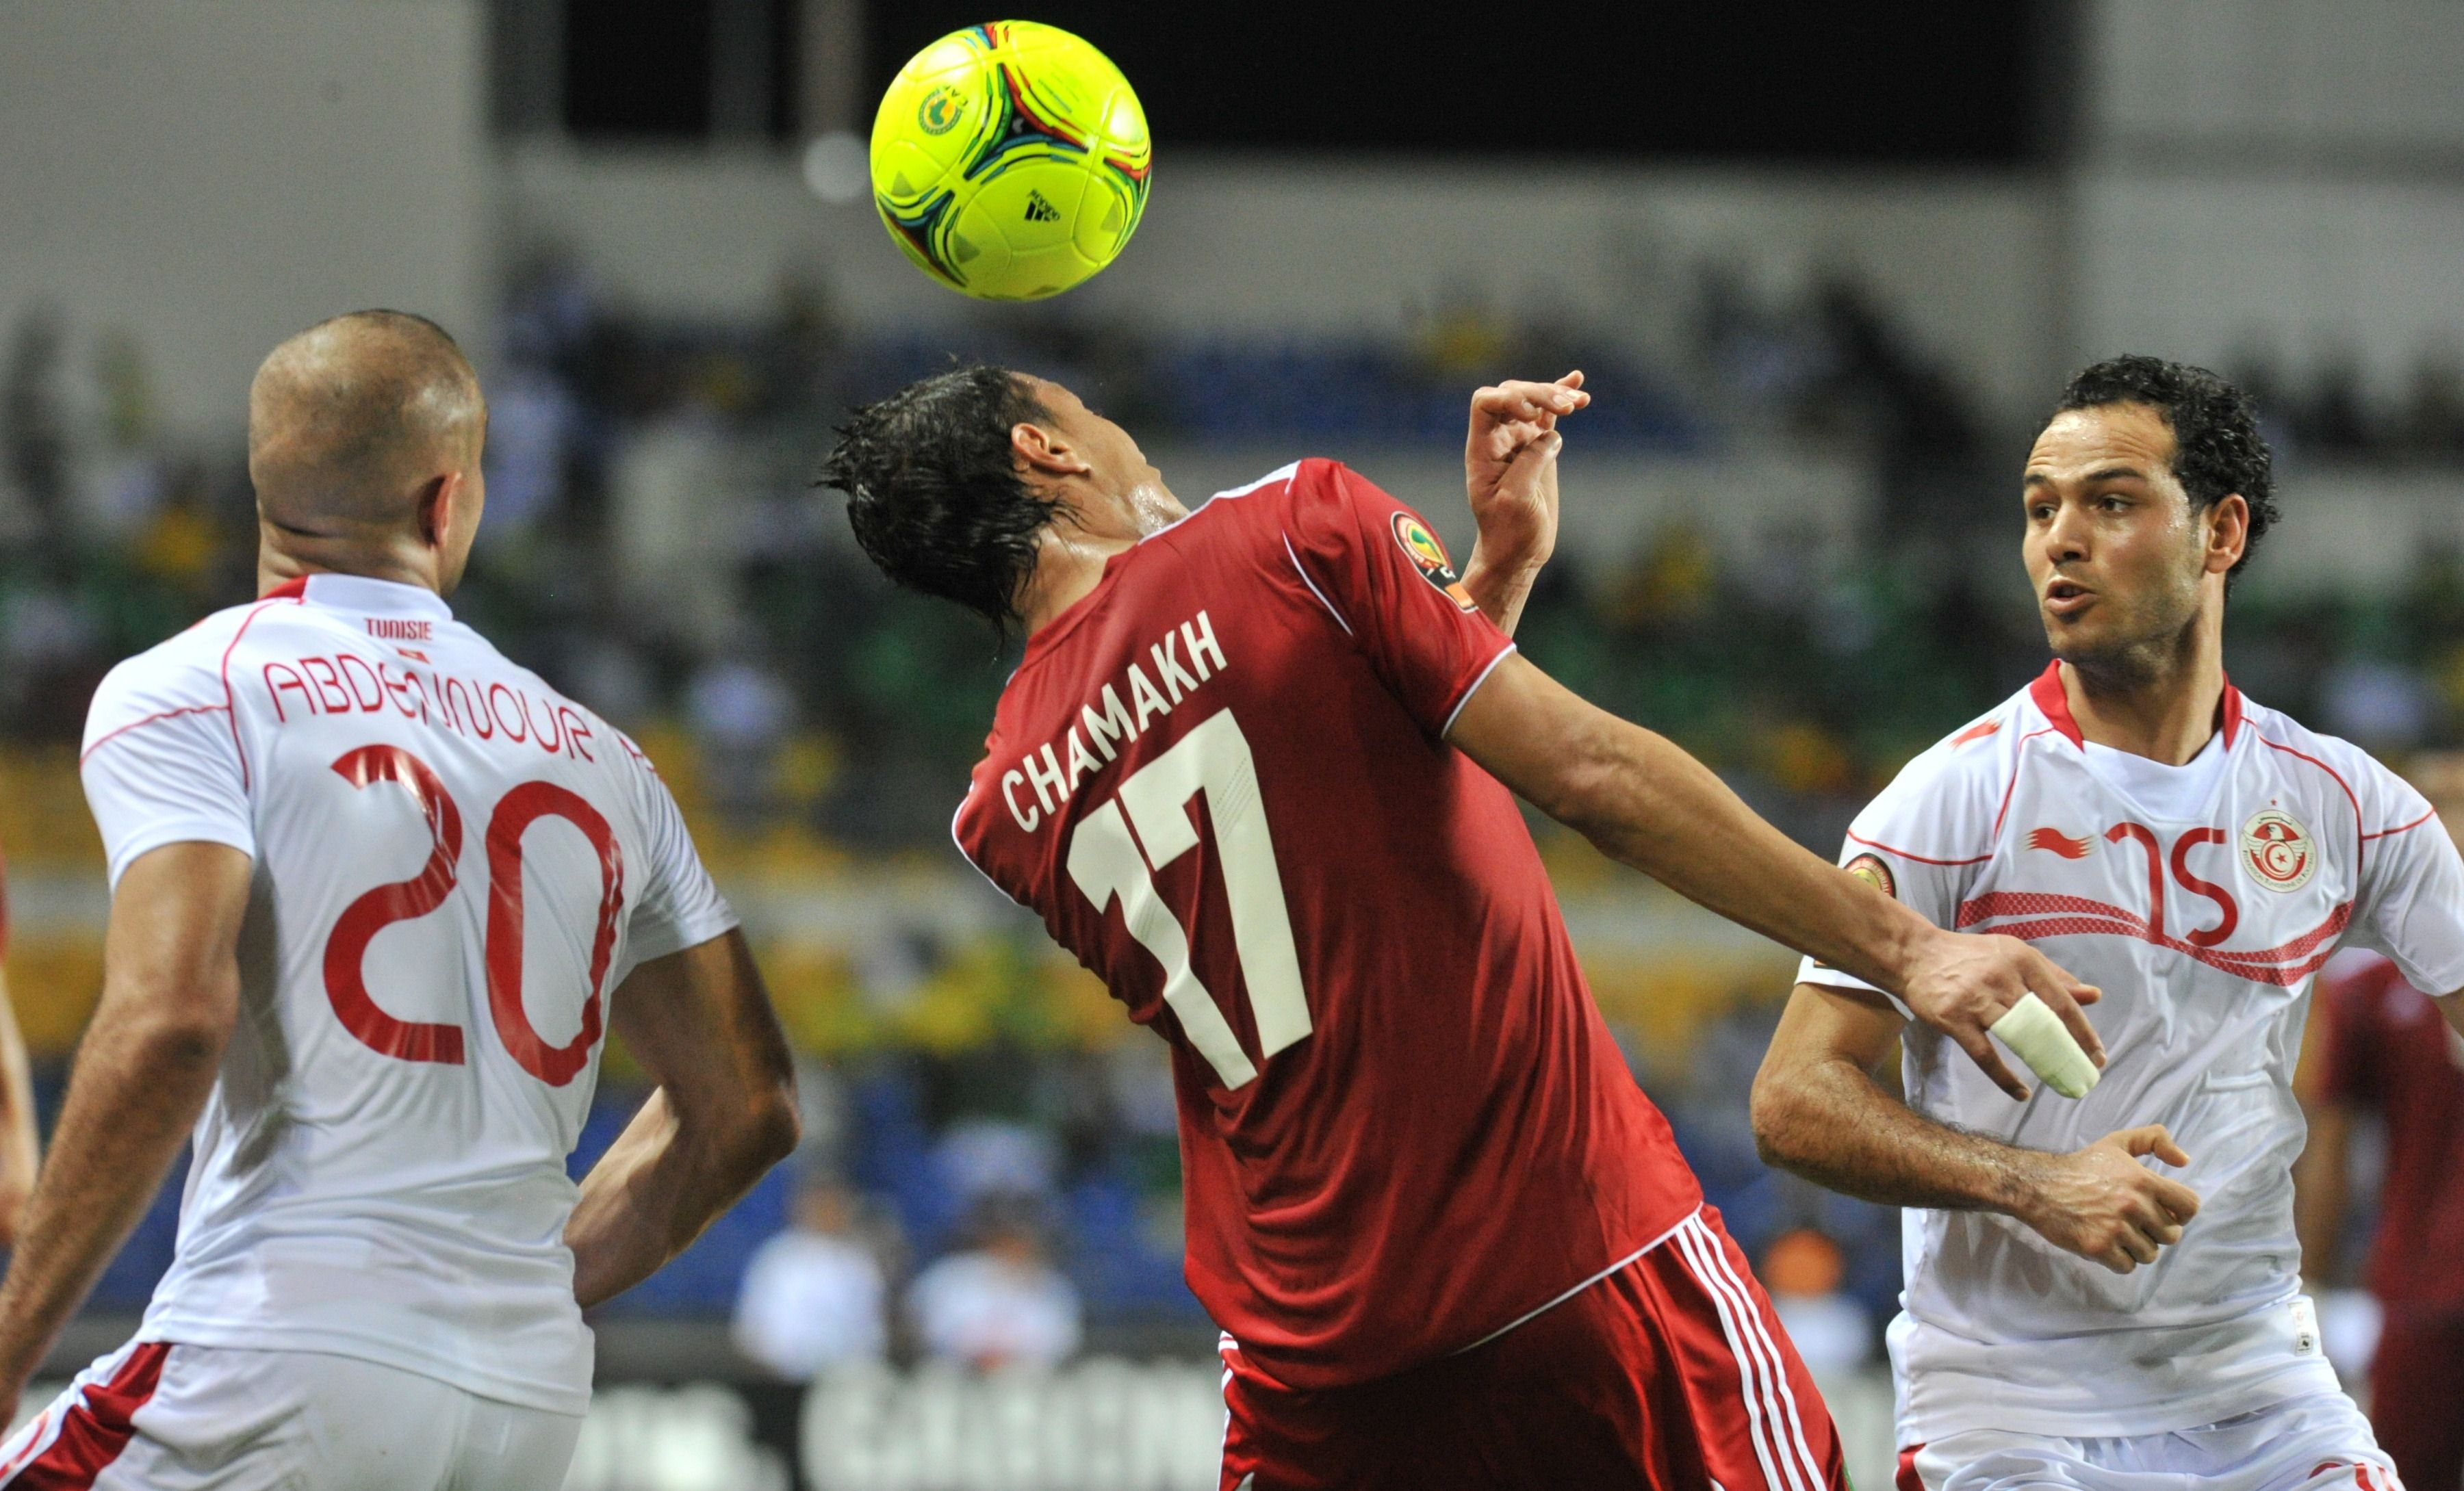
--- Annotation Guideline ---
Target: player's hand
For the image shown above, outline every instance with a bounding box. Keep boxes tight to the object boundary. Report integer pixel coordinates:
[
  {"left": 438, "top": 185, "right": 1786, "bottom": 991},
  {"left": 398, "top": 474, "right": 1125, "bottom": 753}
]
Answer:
[
  {"left": 2014, "top": 1126, "right": 2201, "bottom": 1274},
  {"left": 1464, "top": 372, "right": 1587, "bottom": 576},
  {"left": 1901, "top": 928, "right": 2105, "bottom": 1101}
]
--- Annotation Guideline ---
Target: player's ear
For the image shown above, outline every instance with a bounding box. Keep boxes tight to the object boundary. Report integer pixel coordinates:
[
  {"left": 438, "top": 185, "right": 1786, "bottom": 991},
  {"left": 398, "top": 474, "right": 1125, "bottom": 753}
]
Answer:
[
  {"left": 2205, "top": 493, "right": 2248, "bottom": 575},
  {"left": 1012, "top": 419, "right": 1090, "bottom": 479},
  {"left": 415, "top": 469, "right": 462, "bottom": 549}
]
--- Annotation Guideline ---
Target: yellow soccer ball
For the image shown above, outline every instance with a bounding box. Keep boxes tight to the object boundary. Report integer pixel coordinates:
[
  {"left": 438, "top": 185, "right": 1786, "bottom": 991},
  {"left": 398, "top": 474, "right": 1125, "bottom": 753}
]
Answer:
[{"left": 869, "top": 21, "right": 1152, "bottom": 301}]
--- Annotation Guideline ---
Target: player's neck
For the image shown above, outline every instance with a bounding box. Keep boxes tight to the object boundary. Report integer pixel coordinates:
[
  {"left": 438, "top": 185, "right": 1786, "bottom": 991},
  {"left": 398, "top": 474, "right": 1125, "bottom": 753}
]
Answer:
[
  {"left": 1016, "top": 482, "right": 1185, "bottom": 637},
  {"left": 257, "top": 536, "right": 445, "bottom": 598},
  {"left": 2056, "top": 615, "right": 2226, "bottom": 766},
  {"left": 1018, "top": 528, "right": 1139, "bottom": 636}
]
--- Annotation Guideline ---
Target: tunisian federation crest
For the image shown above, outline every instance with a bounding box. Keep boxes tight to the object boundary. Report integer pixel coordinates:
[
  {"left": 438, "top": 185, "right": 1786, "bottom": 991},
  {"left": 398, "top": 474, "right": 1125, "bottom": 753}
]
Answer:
[{"left": 2241, "top": 809, "right": 2316, "bottom": 893}]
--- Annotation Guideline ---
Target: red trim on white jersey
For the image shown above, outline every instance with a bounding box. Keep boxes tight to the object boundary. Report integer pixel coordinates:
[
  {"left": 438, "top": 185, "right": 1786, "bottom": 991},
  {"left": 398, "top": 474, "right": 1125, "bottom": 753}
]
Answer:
[
  {"left": 1958, "top": 888, "right": 2352, "bottom": 987},
  {"left": 1895, "top": 1445, "right": 1926, "bottom": 1491},
  {"left": 2255, "top": 733, "right": 2365, "bottom": 861},
  {"left": 2027, "top": 660, "right": 2248, "bottom": 751},
  {"left": 2365, "top": 807, "right": 2439, "bottom": 841},
  {"left": 2029, "top": 663, "right": 2085, "bottom": 749},
  {"left": 216, "top": 586, "right": 309, "bottom": 792},
  {"left": 1990, "top": 727, "right": 2066, "bottom": 839},
  {"left": 1845, "top": 830, "right": 1993, "bottom": 868},
  {"left": 1, "top": 1340, "right": 170, "bottom": 1488},
  {"left": 77, "top": 703, "right": 230, "bottom": 766}
]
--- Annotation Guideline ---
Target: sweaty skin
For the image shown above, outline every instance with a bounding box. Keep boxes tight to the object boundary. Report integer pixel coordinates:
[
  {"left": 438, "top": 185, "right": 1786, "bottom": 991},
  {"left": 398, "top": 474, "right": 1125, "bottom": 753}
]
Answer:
[{"left": 1000, "top": 374, "right": 2105, "bottom": 1102}]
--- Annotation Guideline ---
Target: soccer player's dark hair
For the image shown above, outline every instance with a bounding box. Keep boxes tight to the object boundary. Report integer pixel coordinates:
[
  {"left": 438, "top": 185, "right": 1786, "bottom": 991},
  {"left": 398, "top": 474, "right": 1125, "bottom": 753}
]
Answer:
[
  {"left": 820, "top": 365, "right": 1060, "bottom": 632},
  {"left": 2053, "top": 354, "right": 2279, "bottom": 593}
]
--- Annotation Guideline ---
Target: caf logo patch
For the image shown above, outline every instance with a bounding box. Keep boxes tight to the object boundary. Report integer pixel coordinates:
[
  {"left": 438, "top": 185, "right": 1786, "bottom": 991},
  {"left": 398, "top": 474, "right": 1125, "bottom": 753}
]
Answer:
[
  {"left": 2241, "top": 809, "right": 2315, "bottom": 892},
  {"left": 1844, "top": 852, "right": 1897, "bottom": 900},
  {"left": 1389, "top": 512, "right": 1479, "bottom": 612},
  {"left": 917, "top": 84, "right": 967, "bottom": 135}
]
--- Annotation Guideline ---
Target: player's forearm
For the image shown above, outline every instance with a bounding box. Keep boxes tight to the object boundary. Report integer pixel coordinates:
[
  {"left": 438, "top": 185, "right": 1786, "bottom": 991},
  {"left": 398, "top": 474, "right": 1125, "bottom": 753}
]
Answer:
[
  {"left": 0, "top": 977, "right": 40, "bottom": 1243},
  {"left": 0, "top": 987, "right": 229, "bottom": 1373},
  {"left": 1552, "top": 718, "right": 1929, "bottom": 987},
  {"left": 565, "top": 1087, "right": 798, "bottom": 1308},
  {"left": 1750, "top": 1047, "right": 2040, "bottom": 1215},
  {"left": 1461, "top": 543, "right": 1540, "bottom": 638}
]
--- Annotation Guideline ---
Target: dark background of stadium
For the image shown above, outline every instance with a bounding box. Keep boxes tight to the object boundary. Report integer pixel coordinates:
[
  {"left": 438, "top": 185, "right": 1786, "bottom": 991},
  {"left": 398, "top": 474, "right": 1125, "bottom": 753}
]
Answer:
[{"left": 565, "top": 0, "right": 2056, "bottom": 163}]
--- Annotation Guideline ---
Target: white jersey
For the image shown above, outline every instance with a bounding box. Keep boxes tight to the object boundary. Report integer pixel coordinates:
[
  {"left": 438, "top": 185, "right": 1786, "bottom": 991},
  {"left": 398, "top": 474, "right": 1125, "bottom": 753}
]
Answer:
[
  {"left": 1798, "top": 663, "right": 2464, "bottom": 1444},
  {"left": 78, "top": 573, "right": 737, "bottom": 1414}
]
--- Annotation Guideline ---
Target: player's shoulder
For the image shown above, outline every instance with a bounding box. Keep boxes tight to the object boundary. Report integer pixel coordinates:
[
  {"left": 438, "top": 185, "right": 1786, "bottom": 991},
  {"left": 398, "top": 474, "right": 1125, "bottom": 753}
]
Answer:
[
  {"left": 2233, "top": 694, "right": 2424, "bottom": 826},
  {"left": 1166, "top": 458, "right": 1312, "bottom": 537},
  {"left": 2233, "top": 696, "right": 2382, "bottom": 786},
  {"left": 84, "top": 591, "right": 312, "bottom": 740},
  {"left": 1850, "top": 688, "right": 2042, "bottom": 853}
]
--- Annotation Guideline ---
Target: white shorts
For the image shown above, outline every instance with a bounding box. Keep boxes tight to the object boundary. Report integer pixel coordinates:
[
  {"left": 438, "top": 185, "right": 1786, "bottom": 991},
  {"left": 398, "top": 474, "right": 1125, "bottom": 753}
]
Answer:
[
  {"left": 1899, "top": 1391, "right": 2399, "bottom": 1491},
  {"left": 0, "top": 1340, "right": 584, "bottom": 1490}
]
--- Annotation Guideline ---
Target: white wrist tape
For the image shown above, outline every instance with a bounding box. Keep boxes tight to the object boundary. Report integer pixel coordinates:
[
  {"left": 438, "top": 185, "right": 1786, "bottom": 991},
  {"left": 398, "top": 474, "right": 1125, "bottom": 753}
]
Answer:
[{"left": 1988, "top": 993, "right": 2099, "bottom": 1098}]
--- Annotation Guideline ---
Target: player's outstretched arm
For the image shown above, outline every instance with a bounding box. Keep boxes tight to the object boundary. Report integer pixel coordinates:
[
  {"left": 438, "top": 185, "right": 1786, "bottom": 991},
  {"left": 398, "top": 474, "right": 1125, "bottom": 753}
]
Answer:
[
  {"left": 0, "top": 842, "right": 251, "bottom": 1411},
  {"left": 1753, "top": 983, "right": 2200, "bottom": 1274},
  {"left": 0, "top": 966, "right": 42, "bottom": 1247},
  {"left": 565, "top": 929, "right": 799, "bottom": 1309},
  {"left": 1447, "top": 652, "right": 2105, "bottom": 1099}
]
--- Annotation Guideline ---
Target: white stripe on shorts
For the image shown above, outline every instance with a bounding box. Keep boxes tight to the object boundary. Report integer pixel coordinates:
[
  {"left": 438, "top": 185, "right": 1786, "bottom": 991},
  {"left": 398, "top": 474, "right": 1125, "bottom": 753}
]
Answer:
[
  {"left": 1686, "top": 1215, "right": 1826, "bottom": 1488},
  {"left": 1672, "top": 1219, "right": 1791, "bottom": 1491},
  {"left": 1675, "top": 1215, "right": 1827, "bottom": 1491}
]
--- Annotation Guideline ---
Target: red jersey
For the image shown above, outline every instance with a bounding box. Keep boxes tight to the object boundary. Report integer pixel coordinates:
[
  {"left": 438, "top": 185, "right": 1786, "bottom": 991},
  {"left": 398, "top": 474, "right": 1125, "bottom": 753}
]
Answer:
[
  {"left": 2315, "top": 950, "right": 2464, "bottom": 1308},
  {"left": 953, "top": 458, "right": 1700, "bottom": 1390}
]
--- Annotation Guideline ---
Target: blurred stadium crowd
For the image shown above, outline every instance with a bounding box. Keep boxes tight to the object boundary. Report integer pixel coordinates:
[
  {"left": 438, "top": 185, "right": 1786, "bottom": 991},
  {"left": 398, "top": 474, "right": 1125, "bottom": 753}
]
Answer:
[{"left": 6, "top": 251, "right": 2463, "bottom": 1373}]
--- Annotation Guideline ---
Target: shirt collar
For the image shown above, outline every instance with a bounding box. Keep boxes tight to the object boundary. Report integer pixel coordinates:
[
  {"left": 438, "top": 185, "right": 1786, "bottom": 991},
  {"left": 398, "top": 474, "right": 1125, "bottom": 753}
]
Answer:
[
  {"left": 2029, "top": 658, "right": 2244, "bottom": 751},
  {"left": 285, "top": 573, "right": 455, "bottom": 622}
]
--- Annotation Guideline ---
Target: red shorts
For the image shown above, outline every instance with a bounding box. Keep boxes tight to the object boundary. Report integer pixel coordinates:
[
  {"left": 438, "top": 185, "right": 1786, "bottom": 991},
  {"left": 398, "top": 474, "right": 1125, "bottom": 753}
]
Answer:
[{"left": 1219, "top": 1206, "right": 1847, "bottom": 1491}]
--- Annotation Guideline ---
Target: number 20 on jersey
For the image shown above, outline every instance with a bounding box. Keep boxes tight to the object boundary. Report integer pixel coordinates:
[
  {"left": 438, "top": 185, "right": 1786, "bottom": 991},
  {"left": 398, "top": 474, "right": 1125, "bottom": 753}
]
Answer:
[{"left": 322, "top": 745, "right": 623, "bottom": 1086}]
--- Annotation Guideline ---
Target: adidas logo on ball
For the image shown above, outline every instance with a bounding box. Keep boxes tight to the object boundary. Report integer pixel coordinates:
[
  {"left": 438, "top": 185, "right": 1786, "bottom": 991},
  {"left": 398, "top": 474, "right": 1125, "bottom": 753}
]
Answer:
[{"left": 1023, "top": 190, "right": 1061, "bottom": 223}]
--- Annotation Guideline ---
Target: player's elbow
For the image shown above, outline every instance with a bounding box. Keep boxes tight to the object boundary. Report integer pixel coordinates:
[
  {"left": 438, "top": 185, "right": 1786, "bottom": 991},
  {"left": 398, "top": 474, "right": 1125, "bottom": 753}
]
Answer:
[
  {"left": 1747, "top": 1054, "right": 1822, "bottom": 1174},
  {"left": 728, "top": 1079, "right": 801, "bottom": 1176},
  {"left": 106, "top": 968, "right": 241, "bottom": 1074}
]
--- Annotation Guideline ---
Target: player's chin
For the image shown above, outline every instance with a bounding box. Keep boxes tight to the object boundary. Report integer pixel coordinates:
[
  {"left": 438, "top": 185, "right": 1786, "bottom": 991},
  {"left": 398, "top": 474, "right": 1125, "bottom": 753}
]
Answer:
[{"left": 2039, "top": 606, "right": 2104, "bottom": 649}]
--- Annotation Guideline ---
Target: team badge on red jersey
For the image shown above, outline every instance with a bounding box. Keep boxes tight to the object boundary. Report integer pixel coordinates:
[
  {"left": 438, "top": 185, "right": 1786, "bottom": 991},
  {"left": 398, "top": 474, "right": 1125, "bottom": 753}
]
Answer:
[
  {"left": 1389, "top": 513, "right": 1479, "bottom": 612},
  {"left": 2242, "top": 809, "right": 2315, "bottom": 892}
]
